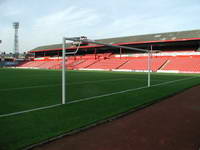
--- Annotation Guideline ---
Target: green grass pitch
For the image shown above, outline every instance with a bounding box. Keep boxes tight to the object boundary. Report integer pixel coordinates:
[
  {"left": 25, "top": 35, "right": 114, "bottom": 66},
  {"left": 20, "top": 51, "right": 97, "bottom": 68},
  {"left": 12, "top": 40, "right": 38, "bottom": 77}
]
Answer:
[{"left": 0, "top": 68, "right": 200, "bottom": 150}]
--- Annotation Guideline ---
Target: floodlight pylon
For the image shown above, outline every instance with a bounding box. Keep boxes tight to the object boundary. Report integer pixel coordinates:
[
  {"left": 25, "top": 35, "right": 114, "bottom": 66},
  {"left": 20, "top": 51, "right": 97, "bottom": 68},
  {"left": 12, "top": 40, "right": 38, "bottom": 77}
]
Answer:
[{"left": 13, "top": 22, "right": 19, "bottom": 58}]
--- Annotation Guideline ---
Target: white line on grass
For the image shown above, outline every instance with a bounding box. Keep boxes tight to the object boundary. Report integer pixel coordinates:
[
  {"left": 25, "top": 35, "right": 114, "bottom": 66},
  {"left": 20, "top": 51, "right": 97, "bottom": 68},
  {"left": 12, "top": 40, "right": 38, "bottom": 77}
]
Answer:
[
  {"left": 0, "top": 76, "right": 197, "bottom": 118},
  {"left": 0, "top": 104, "right": 61, "bottom": 118},
  {"left": 68, "top": 76, "right": 198, "bottom": 104},
  {"left": 68, "top": 86, "right": 148, "bottom": 104},
  {"left": 0, "top": 84, "right": 60, "bottom": 92}
]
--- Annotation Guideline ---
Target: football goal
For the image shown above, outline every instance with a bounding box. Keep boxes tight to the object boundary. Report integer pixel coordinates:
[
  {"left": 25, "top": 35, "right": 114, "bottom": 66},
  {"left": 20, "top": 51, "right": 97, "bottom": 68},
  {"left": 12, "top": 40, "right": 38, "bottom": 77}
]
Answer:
[{"left": 62, "top": 36, "right": 152, "bottom": 104}]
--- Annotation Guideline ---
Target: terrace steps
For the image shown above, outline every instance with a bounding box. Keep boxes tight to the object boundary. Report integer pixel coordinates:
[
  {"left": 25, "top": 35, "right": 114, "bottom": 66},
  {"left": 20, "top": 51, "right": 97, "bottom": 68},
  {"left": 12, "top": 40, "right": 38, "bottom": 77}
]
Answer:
[{"left": 17, "top": 52, "right": 200, "bottom": 73}]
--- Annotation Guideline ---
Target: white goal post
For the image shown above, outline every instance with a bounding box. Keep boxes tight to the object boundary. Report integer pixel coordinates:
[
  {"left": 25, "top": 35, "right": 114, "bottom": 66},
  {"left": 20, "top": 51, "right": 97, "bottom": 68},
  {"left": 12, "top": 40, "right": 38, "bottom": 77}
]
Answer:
[
  {"left": 62, "top": 37, "right": 152, "bottom": 104},
  {"left": 62, "top": 37, "right": 83, "bottom": 104}
]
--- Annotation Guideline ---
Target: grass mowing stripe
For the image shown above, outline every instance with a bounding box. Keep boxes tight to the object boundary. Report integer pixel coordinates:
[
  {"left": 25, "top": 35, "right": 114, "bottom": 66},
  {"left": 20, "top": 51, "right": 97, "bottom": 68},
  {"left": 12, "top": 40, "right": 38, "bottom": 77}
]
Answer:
[
  {"left": 0, "top": 76, "right": 196, "bottom": 118},
  {"left": 68, "top": 76, "right": 198, "bottom": 104},
  {"left": 0, "top": 77, "right": 164, "bottom": 92},
  {"left": 70, "top": 78, "right": 164, "bottom": 85},
  {"left": 68, "top": 85, "right": 148, "bottom": 104}
]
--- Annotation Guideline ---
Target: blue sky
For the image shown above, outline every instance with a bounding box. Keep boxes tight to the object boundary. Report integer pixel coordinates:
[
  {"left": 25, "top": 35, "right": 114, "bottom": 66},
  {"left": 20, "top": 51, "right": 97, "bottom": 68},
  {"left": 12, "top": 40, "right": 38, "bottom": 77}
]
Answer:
[{"left": 0, "top": 0, "right": 200, "bottom": 53}]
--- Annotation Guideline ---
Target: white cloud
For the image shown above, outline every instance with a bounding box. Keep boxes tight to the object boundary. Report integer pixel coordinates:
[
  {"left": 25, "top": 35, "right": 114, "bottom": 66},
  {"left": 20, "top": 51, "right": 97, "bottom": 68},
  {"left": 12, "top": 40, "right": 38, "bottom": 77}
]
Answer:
[
  {"left": 34, "top": 6, "right": 101, "bottom": 29},
  {"left": 26, "top": 6, "right": 102, "bottom": 48}
]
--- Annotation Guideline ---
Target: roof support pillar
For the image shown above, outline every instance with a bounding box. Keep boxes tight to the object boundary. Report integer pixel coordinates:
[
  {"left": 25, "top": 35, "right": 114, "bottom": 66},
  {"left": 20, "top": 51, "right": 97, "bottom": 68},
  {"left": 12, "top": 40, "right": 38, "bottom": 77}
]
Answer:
[{"left": 120, "top": 48, "right": 122, "bottom": 59}]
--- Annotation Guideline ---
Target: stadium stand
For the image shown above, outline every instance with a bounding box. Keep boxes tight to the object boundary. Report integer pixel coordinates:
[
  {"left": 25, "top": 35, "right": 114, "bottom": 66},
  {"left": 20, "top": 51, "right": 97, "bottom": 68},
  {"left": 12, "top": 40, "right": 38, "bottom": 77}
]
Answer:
[
  {"left": 118, "top": 58, "right": 168, "bottom": 71},
  {"left": 16, "top": 30, "right": 200, "bottom": 73},
  {"left": 38, "top": 61, "right": 60, "bottom": 69},
  {"left": 19, "top": 61, "right": 45, "bottom": 68},
  {"left": 161, "top": 57, "right": 200, "bottom": 73},
  {"left": 87, "top": 59, "right": 129, "bottom": 70},
  {"left": 66, "top": 60, "right": 85, "bottom": 70},
  {"left": 73, "top": 59, "right": 100, "bottom": 69},
  {"left": 18, "top": 61, "right": 60, "bottom": 69},
  {"left": 17, "top": 53, "right": 200, "bottom": 73}
]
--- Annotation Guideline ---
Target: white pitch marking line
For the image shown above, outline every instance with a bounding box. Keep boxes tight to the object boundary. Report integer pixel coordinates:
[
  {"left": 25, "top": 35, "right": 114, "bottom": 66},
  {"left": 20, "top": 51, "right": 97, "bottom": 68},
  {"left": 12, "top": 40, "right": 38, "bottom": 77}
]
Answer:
[
  {"left": 68, "top": 85, "right": 148, "bottom": 104},
  {"left": 68, "top": 76, "right": 198, "bottom": 104},
  {"left": 0, "top": 84, "right": 60, "bottom": 92},
  {"left": 0, "top": 76, "right": 197, "bottom": 118},
  {"left": 0, "top": 104, "right": 61, "bottom": 118}
]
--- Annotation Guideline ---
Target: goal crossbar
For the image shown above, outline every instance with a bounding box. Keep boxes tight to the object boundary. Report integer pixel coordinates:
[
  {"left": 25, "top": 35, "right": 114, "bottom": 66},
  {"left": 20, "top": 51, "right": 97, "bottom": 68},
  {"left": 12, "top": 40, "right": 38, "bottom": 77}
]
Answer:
[{"left": 64, "top": 37, "right": 148, "bottom": 52}]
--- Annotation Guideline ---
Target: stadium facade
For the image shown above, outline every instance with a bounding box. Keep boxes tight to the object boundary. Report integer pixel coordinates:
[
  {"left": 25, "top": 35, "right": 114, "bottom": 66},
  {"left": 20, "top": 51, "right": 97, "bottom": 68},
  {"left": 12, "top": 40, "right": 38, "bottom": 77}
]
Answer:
[{"left": 15, "top": 29, "right": 200, "bottom": 73}]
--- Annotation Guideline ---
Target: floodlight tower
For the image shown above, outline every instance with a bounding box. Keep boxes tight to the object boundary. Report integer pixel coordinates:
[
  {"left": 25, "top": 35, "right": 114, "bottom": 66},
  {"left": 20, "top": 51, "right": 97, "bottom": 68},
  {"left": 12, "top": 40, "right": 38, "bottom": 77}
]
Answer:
[{"left": 13, "top": 22, "right": 19, "bottom": 58}]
